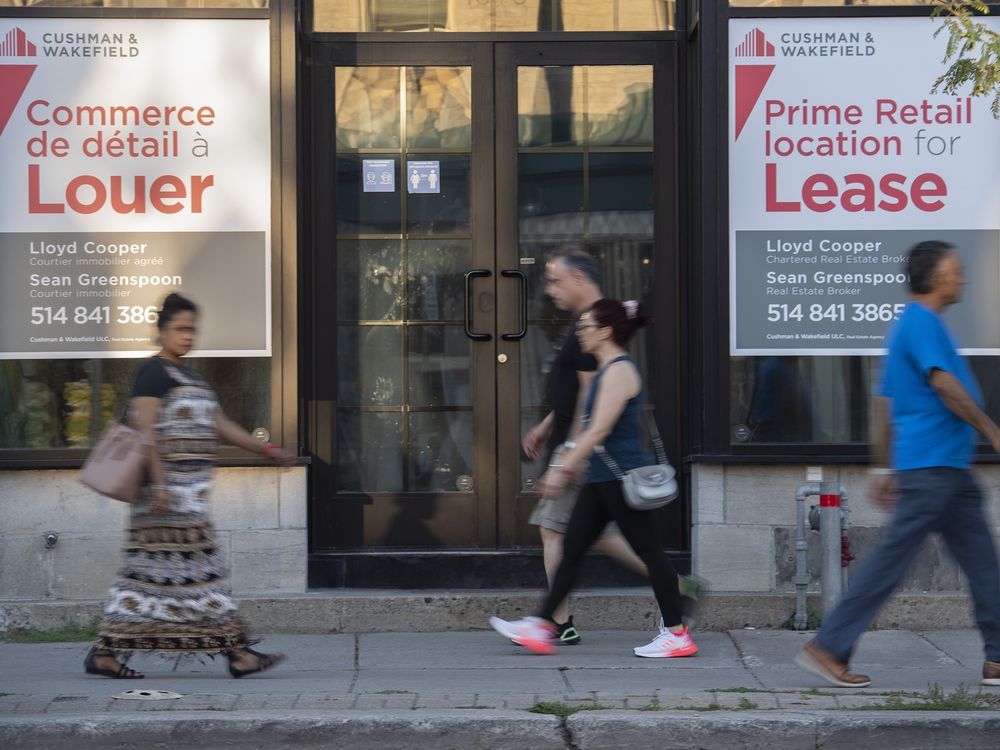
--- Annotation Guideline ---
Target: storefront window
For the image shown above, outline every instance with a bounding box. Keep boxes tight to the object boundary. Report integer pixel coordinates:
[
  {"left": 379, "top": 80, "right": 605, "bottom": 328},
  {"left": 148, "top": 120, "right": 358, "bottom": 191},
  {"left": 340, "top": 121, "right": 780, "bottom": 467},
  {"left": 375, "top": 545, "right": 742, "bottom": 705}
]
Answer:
[
  {"left": 0, "top": 357, "right": 270, "bottom": 450},
  {"left": 314, "top": 0, "right": 675, "bottom": 33},
  {"left": 731, "top": 356, "right": 1000, "bottom": 447}
]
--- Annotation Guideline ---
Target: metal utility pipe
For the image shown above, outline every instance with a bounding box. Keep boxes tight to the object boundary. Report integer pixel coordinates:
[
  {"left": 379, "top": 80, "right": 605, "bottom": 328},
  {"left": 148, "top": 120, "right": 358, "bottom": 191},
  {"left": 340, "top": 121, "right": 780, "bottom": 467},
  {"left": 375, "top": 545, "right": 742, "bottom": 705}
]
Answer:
[
  {"left": 820, "top": 484, "right": 844, "bottom": 617},
  {"left": 793, "top": 483, "right": 819, "bottom": 631},
  {"left": 838, "top": 486, "right": 851, "bottom": 591}
]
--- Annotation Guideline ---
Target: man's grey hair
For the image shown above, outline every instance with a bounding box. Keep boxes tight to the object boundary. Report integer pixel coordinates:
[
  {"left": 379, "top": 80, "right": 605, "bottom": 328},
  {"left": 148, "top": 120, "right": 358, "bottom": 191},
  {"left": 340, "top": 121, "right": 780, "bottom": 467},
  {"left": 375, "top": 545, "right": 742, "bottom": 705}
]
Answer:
[{"left": 547, "top": 243, "right": 602, "bottom": 286}]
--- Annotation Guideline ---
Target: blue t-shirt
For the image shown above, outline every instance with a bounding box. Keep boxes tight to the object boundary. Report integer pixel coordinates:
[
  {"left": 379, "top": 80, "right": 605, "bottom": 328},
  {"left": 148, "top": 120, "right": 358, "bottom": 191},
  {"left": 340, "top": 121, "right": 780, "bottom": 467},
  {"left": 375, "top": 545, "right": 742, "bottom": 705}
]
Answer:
[{"left": 879, "top": 302, "right": 981, "bottom": 470}]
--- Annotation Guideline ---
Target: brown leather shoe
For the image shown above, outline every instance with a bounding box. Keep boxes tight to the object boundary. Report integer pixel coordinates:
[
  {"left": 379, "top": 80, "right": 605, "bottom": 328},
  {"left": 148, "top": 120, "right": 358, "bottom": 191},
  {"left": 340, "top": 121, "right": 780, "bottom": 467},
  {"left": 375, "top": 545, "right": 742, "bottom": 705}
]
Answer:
[
  {"left": 984, "top": 660, "right": 1000, "bottom": 686},
  {"left": 795, "top": 639, "right": 871, "bottom": 688}
]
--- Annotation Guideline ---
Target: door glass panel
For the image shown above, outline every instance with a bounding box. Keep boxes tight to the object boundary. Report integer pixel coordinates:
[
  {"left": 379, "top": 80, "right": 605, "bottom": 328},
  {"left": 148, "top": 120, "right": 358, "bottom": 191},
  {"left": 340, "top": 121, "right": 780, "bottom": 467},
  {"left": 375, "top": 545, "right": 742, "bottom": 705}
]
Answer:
[
  {"left": 406, "top": 153, "right": 471, "bottom": 235},
  {"left": 335, "top": 64, "right": 475, "bottom": 499},
  {"left": 407, "top": 240, "right": 471, "bottom": 321},
  {"left": 336, "top": 413, "right": 404, "bottom": 492},
  {"left": 336, "top": 327, "right": 403, "bottom": 406},
  {"left": 406, "top": 67, "right": 473, "bottom": 149},
  {"left": 408, "top": 412, "right": 474, "bottom": 492},
  {"left": 408, "top": 326, "right": 472, "bottom": 407},
  {"left": 336, "top": 155, "right": 402, "bottom": 234},
  {"left": 335, "top": 68, "right": 401, "bottom": 149},
  {"left": 586, "top": 67, "right": 653, "bottom": 146},
  {"left": 518, "top": 67, "right": 584, "bottom": 147},
  {"left": 336, "top": 240, "right": 403, "bottom": 322},
  {"left": 515, "top": 65, "right": 657, "bottom": 508},
  {"left": 518, "top": 153, "right": 585, "bottom": 229}
]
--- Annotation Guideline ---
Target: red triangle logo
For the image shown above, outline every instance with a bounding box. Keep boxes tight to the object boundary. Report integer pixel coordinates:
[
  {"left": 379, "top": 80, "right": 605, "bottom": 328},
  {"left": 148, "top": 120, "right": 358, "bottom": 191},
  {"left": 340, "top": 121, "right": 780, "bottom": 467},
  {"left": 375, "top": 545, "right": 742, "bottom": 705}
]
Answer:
[
  {"left": 734, "top": 64, "right": 774, "bottom": 140},
  {"left": 0, "top": 64, "right": 36, "bottom": 137}
]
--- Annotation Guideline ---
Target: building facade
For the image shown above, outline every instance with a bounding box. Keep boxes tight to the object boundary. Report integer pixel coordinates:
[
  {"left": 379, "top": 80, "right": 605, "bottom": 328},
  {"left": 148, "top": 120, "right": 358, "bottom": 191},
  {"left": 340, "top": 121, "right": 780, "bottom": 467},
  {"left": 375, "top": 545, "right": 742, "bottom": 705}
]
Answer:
[{"left": 1, "top": 0, "right": 998, "bottom": 605}]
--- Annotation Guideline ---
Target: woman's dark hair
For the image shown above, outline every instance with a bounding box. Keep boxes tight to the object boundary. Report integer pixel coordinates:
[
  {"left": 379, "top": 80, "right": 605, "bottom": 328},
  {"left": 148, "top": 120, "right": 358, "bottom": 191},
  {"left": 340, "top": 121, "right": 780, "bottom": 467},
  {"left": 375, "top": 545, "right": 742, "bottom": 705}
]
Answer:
[
  {"left": 906, "top": 240, "right": 954, "bottom": 294},
  {"left": 588, "top": 298, "right": 651, "bottom": 346},
  {"left": 157, "top": 293, "right": 198, "bottom": 330}
]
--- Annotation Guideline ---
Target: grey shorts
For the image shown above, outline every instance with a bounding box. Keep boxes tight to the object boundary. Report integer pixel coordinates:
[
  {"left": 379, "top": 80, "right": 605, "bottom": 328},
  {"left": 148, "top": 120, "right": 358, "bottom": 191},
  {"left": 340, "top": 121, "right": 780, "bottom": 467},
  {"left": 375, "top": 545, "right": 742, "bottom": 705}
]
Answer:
[{"left": 528, "top": 484, "right": 620, "bottom": 538}]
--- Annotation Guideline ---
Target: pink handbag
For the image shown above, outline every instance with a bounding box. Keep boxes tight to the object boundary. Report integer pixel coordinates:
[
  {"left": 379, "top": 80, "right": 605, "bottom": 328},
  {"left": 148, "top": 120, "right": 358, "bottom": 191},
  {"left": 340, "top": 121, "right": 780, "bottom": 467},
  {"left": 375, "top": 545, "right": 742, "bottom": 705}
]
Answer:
[{"left": 79, "top": 419, "right": 150, "bottom": 504}]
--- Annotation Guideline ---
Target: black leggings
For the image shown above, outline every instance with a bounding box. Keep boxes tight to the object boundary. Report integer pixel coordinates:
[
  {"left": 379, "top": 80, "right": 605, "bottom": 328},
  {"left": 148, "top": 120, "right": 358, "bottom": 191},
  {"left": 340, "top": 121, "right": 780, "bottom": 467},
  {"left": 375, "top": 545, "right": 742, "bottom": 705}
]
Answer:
[{"left": 538, "top": 479, "right": 683, "bottom": 627}]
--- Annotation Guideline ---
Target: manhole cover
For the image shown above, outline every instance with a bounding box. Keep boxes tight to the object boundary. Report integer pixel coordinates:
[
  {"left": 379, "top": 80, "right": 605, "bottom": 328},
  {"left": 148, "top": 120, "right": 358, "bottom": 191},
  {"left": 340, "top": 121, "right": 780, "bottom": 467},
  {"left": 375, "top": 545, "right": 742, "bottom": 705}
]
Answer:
[{"left": 113, "top": 689, "right": 183, "bottom": 701}]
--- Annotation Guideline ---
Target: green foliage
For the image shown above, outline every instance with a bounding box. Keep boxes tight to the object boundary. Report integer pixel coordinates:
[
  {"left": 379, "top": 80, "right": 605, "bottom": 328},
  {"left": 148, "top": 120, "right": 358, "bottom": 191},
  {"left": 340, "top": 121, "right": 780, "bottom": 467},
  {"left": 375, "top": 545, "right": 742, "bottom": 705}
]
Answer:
[
  {"left": 636, "top": 696, "right": 662, "bottom": 711},
  {"left": 933, "top": 1, "right": 1000, "bottom": 117},
  {"left": 5, "top": 620, "right": 99, "bottom": 644},
  {"left": 856, "top": 683, "right": 1000, "bottom": 711},
  {"left": 781, "top": 609, "right": 822, "bottom": 631}
]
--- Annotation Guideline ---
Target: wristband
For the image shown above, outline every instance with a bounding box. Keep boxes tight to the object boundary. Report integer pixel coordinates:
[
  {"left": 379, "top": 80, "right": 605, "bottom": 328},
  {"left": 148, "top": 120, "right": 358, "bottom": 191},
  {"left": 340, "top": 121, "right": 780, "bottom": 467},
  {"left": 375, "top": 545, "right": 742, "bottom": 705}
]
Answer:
[
  {"left": 262, "top": 442, "right": 278, "bottom": 457},
  {"left": 868, "top": 467, "right": 894, "bottom": 476}
]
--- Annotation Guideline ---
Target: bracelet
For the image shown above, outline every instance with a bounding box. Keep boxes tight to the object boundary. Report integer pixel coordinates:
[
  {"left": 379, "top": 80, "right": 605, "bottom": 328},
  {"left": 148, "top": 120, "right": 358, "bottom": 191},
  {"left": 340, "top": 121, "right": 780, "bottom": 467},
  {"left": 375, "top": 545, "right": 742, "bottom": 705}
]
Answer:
[
  {"left": 262, "top": 442, "right": 278, "bottom": 457},
  {"left": 150, "top": 483, "right": 168, "bottom": 493},
  {"left": 868, "top": 467, "right": 894, "bottom": 476}
]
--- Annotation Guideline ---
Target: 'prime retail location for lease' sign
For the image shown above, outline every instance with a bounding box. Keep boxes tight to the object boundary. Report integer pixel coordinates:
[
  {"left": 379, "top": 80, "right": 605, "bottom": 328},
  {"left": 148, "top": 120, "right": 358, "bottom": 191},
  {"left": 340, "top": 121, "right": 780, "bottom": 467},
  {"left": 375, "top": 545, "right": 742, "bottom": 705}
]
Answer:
[
  {"left": 729, "top": 18, "right": 1000, "bottom": 355},
  {"left": 0, "top": 19, "right": 271, "bottom": 359}
]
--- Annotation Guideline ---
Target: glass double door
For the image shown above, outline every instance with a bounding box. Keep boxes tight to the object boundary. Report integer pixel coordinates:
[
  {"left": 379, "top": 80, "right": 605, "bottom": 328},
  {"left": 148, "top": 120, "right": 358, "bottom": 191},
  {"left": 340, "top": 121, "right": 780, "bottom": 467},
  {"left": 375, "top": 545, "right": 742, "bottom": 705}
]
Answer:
[{"left": 310, "top": 41, "right": 679, "bottom": 551}]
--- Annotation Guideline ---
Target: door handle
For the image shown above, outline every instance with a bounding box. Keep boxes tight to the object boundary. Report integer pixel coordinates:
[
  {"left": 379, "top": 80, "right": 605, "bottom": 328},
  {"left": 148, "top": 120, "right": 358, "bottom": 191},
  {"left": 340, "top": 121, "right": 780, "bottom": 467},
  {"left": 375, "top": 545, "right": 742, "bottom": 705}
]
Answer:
[
  {"left": 464, "top": 269, "right": 492, "bottom": 341},
  {"left": 500, "top": 269, "right": 527, "bottom": 341}
]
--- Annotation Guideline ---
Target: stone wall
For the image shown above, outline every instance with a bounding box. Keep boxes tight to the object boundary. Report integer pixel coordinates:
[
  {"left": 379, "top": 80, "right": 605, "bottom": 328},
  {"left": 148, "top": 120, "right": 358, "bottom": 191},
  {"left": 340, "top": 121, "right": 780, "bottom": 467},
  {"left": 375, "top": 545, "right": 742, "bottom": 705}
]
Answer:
[
  {"left": 691, "top": 463, "right": 1000, "bottom": 593},
  {"left": 0, "top": 467, "right": 307, "bottom": 600}
]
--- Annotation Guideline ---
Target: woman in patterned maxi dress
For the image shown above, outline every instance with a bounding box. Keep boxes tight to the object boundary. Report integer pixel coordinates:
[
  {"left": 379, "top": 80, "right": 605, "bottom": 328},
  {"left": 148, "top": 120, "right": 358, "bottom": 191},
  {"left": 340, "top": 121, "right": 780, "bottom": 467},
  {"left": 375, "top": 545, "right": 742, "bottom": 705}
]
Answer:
[{"left": 84, "top": 294, "right": 293, "bottom": 679}]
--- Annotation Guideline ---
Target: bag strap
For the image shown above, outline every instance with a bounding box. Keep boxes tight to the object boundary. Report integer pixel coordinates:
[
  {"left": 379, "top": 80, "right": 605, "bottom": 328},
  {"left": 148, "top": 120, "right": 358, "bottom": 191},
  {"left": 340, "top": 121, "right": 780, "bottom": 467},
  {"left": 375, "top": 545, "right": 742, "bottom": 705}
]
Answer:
[{"left": 595, "top": 413, "right": 667, "bottom": 476}]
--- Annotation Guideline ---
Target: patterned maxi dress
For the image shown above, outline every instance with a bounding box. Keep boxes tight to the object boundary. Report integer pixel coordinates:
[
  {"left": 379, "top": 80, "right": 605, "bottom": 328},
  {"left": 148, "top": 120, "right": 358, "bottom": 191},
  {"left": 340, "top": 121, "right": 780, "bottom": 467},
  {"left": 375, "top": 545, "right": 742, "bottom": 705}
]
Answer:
[{"left": 96, "top": 358, "right": 249, "bottom": 655}]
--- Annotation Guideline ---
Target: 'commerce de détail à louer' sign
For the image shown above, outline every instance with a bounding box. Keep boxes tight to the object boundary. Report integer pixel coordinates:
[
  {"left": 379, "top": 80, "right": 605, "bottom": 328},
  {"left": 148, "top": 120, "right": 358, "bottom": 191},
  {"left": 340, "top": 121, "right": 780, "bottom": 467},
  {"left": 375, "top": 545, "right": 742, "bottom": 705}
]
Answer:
[{"left": 0, "top": 19, "right": 271, "bottom": 359}]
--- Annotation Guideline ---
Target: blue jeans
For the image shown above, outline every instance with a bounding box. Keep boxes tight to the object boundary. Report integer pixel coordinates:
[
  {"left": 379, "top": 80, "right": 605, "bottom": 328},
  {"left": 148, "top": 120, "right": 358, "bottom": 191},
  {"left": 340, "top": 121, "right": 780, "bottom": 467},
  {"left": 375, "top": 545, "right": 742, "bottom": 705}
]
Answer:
[{"left": 815, "top": 467, "right": 1000, "bottom": 664}]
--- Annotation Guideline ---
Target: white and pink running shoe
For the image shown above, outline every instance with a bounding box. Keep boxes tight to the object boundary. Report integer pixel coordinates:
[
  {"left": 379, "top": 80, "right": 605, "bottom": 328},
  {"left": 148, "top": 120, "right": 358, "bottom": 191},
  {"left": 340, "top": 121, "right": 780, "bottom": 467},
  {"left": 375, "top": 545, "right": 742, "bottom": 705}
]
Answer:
[
  {"left": 489, "top": 616, "right": 557, "bottom": 655},
  {"left": 633, "top": 625, "right": 698, "bottom": 658}
]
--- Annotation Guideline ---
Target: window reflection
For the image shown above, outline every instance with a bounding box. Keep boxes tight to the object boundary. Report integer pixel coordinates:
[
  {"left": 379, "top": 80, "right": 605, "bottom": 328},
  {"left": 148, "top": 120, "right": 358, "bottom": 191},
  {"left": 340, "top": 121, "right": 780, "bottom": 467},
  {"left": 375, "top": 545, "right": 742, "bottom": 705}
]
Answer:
[
  {"left": 0, "top": 357, "right": 269, "bottom": 450},
  {"left": 731, "top": 356, "right": 872, "bottom": 445},
  {"left": 732, "top": 355, "right": 1000, "bottom": 446},
  {"left": 314, "top": 0, "right": 675, "bottom": 32}
]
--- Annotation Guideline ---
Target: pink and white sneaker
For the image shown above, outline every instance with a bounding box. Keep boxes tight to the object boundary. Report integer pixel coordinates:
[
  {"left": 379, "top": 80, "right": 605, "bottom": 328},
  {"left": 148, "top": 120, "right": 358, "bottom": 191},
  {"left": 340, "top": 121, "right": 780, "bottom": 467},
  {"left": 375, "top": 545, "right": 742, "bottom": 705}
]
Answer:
[
  {"left": 489, "top": 616, "right": 557, "bottom": 655},
  {"left": 633, "top": 625, "right": 698, "bottom": 658}
]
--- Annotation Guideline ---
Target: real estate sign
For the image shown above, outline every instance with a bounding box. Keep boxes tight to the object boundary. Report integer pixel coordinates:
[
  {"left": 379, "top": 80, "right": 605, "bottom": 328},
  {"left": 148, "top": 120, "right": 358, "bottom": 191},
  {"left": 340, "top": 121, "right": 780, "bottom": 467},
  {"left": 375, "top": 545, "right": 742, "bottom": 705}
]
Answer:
[
  {"left": 730, "top": 18, "right": 1000, "bottom": 355},
  {"left": 0, "top": 19, "right": 271, "bottom": 358}
]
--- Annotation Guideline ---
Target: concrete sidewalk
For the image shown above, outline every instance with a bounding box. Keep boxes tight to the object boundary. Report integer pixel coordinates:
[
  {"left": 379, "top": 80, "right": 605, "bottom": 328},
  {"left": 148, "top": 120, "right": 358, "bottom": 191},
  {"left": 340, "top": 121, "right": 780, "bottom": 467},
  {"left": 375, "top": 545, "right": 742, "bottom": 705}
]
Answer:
[{"left": 1, "top": 629, "right": 998, "bottom": 749}]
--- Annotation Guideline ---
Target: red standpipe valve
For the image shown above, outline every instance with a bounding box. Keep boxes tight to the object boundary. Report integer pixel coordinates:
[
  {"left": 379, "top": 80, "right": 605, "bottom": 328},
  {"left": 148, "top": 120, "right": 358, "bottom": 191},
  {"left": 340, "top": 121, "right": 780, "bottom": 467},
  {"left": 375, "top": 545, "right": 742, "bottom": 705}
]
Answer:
[{"left": 841, "top": 532, "right": 855, "bottom": 568}]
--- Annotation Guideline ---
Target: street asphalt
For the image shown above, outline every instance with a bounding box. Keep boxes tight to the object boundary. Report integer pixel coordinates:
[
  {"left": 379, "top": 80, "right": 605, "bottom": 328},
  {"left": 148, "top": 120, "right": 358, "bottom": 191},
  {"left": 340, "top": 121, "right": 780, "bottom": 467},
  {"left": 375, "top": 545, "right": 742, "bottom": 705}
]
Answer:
[{"left": 1, "top": 628, "right": 998, "bottom": 749}]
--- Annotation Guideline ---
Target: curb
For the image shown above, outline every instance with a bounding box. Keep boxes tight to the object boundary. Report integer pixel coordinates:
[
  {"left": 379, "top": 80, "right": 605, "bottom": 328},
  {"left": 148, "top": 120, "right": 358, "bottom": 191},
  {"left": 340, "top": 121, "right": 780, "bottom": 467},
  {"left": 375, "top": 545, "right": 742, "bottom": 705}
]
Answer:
[
  {"left": 3, "top": 709, "right": 1000, "bottom": 750},
  {"left": 0, "top": 590, "right": 975, "bottom": 635},
  {"left": 0, "top": 711, "right": 563, "bottom": 750},
  {"left": 567, "top": 710, "right": 1000, "bottom": 750}
]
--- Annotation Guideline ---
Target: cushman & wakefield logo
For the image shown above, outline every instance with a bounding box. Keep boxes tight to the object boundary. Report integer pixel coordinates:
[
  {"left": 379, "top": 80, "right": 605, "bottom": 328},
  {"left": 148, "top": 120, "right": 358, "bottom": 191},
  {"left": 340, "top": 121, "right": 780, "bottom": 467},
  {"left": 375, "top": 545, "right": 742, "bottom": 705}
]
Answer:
[
  {"left": 0, "top": 27, "right": 37, "bottom": 57},
  {"left": 734, "top": 28, "right": 776, "bottom": 140},
  {"left": 735, "top": 28, "right": 775, "bottom": 58},
  {"left": 0, "top": 27, "right": 38, "bottom": 137}
]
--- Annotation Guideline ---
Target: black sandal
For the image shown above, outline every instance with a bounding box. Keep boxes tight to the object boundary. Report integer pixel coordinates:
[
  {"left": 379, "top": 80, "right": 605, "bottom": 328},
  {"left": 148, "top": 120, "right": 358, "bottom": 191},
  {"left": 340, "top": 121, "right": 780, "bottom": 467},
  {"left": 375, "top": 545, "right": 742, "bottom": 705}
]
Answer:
[
  {"left": 84, "top": 648, "right": 144, "bottom": 679},
  {"left": 228, "top": 646, "right": 286, "bottom": 678}
]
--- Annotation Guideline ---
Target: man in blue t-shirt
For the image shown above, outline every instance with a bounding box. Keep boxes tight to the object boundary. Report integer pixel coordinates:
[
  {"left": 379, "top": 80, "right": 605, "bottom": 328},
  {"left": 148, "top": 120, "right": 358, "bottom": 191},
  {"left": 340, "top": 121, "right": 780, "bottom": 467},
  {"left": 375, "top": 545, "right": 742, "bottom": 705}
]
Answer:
[{"left": 796, "top": 240, "right": 1000, "bottom": 689}]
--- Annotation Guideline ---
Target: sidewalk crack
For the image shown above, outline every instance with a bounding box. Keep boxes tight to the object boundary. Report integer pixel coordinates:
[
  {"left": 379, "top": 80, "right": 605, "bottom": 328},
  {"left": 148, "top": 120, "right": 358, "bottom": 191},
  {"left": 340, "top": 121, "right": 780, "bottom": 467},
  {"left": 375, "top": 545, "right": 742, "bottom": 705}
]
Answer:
[
  {"left": 913, "top": 631, "right": 961, "bottom": 667},
  {"left": 725, "top": 630, "right": 768, "bottom": 689},
  {"left": 348, "top": 633, "right": 360, "bottom": 693}
]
